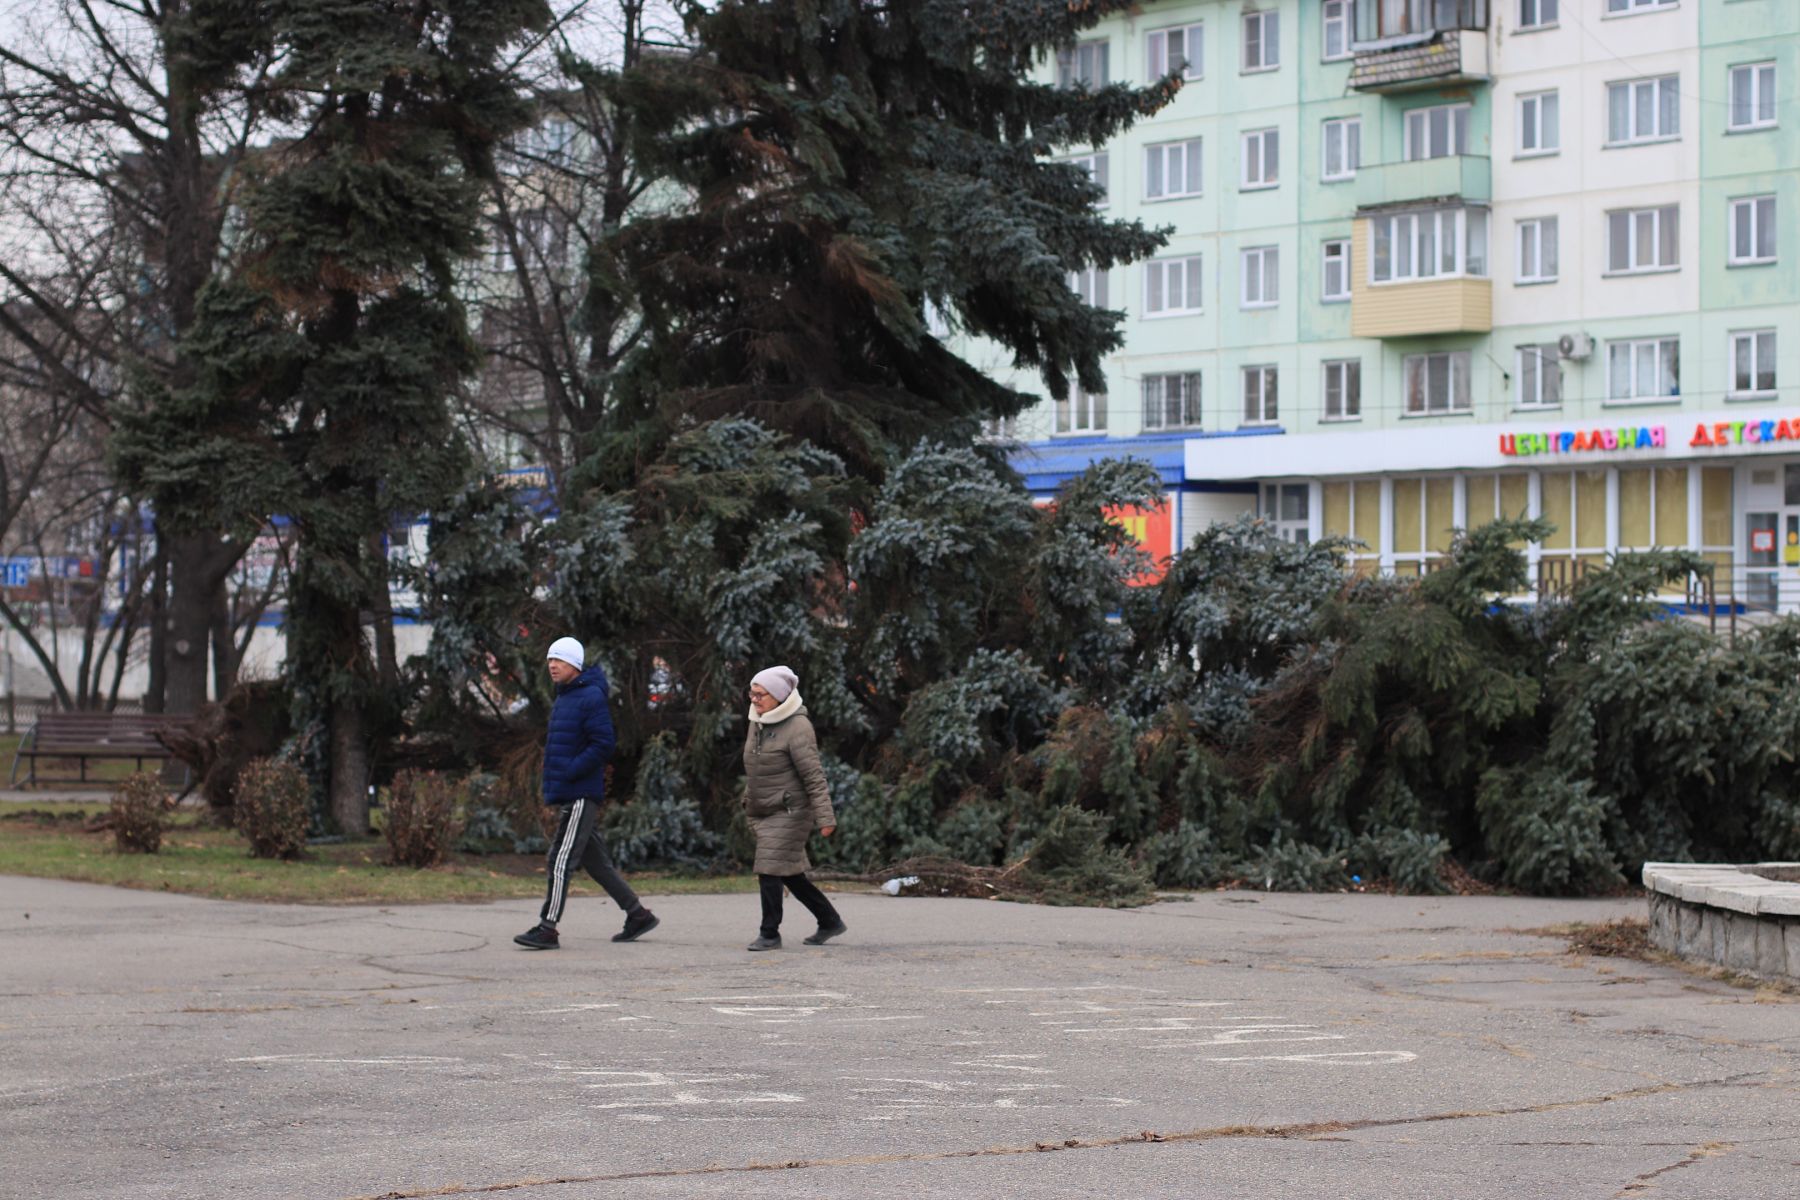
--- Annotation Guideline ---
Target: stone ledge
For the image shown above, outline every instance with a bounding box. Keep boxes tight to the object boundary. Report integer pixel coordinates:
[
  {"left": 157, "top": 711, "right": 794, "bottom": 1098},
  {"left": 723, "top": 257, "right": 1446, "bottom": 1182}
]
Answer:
[{"left": 1643, "top": 862, "right": 1800, "bottom": 983}]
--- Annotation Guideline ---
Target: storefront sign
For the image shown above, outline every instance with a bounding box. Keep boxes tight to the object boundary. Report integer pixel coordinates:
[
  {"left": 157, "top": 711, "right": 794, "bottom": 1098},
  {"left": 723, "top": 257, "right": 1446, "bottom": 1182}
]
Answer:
[
  {"left": 1752, "top": 529, "right": 1776, "bottom": 553},
  {"left": 1104, "top": 500, "right": 1172, "bottom": 586},
  {"left": 1689, "top": 418, "right": 1800, "bottom": 448},
  {"left": 1500, "top": 426, "right": 1665, "bottom": 457}
]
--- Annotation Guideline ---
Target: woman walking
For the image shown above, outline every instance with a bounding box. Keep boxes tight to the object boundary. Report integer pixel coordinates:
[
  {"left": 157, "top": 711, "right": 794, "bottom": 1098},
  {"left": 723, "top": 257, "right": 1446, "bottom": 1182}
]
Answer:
[{"left": 743, "top": 666, "right": 847, "bottom": 951}]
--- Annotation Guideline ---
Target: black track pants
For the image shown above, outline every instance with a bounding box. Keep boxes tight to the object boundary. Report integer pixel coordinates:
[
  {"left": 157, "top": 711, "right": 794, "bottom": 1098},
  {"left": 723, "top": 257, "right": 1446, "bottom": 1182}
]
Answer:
[
  {"left": 540, "top": 798, "right": 640, "bottom": 925},
  {"left": 758, "top": 872, "right": 841, "bottom": 939}
]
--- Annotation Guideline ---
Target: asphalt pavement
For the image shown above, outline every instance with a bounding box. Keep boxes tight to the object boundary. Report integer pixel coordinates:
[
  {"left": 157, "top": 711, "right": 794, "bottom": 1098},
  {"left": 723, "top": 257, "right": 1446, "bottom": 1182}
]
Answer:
[{"left": 2, "top": 875, "right": 1795, "bottom": 1199}]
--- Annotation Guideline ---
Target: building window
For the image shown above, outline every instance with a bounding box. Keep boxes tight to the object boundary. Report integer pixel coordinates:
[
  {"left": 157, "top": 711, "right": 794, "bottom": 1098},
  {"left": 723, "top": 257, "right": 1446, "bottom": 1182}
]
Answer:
[
  {"left": 1517, "top": 345, "right": 1562, "bottom": 408},
  {"left": 1606, "top": 337, "right": 1679, "bottom": 403},
  {"left": 1243, "top": 10, "right": 1279, "bottom": 72},
  {"left": 1241, "top": 246, "right": 1279, "bottom": 308},
  {"left": 1731, "top": 330, "right": 1777, "bottom": 397},
  {"left": 1056, "top": 40, "right": 1110, "bottom": 89},
  {"left": 1144, "top": 255, "right": 1204, "bottom": 317},
  {"left": 1323, "top": 359, "right": 1361, "bottom": 420},
  {"left": 1243, "top": 365, "right": 1278, "bottom": 425},
  {"left": 1606, "top": 0, "right": 1675, "bottom": 13},
  {"left": 1322, "top": 117, "right": 1361, "bottom": 181},
  {"left": 978, "top": 415, "right": 1018, "bottom": 441},
  {"left": 1519, "top": 0, "right": 1557, "bottom": 29},
  {"left": 1323, "top": 0, "right": 1352, "bottom": 60},
  {"left": 1516, "top": 216, "right": 1558, "bottom": 283},
  {"left": 1355, "top": 0, "right": 1488, "bottom": 42},
  {"left": 1242, "top": 128, "right": 1279, "bottom": 188},
  {"left": 1370, "top": 207, "right": 1489, "bottom": 282},
  {"left": 1064, "top": 152, "right": 1109, "bottom": 205},
  {"left": 1518, "top": 90, "right": 1559, "bottom": 155},
  {"left": 1607, "top": 76, "right": 1679, "bottom": 145},
  {"left": 1730, "top": 63, "right": 1777, "bottom": 131},
  {"left": 1729, "top": 195, "right": 1777, "bottom": 266},
  {"left": 1056, "top": 388, "right": 1107, "bottom": 433},
  {"left": 1147, "top": 22, "right": 1204, "bottom": 80},
  {"left": 1404, "top": 103, "right": 1471, "bottom": 161},
  {"left": 1404, "top": 351, "right": 1472, "bottom": 415},
  {"left": 1069, "top": 266, "right": 1109, "bottom": 308},
  {"left": 1141, "top": 372, "right": 1202, "bottom": 430},
  {"left": 1605, "top": 205, "right": 1678, "bottom": 273},
  {"left": 1261, "top": 483, "right": 1309, "bottom": 545},
  {"left": 1322, "top": 239, "right": 1351, "bottom": 301},
  {"left": 1145, "top": 139, "right": 1202, "bottom": 200}
]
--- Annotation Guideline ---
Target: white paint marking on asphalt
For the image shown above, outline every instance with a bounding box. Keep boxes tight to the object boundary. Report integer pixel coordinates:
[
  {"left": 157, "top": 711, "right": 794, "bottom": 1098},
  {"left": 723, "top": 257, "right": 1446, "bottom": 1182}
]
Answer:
[
  {"left": 958, "top": 985, "right": 1158, "bottom": 996},
  {"left": 1028, "top": 1001, "right": 1241, "bottom": 1016},
  {"left": 680, "top": 991, "right": 848, "bottom": 1002},
  {"left": 587, "top": 1090, "right": 805, "bottom": 1109},
  {"left": 228, "top": 1054, "right": 462, "bottom": 1065},
  {"left": 1206, "top": 1050, "right": 1419, "bottom": 1065},
  {"left": 572, "top": 1070, "right": 760, "bottom": 1087},
  {"left": 1060, "top": 1017, "right": 1291, "bottom": 1034},
  {"left": 527, "top": 1003, "right": 621, "bottom": 1014}
]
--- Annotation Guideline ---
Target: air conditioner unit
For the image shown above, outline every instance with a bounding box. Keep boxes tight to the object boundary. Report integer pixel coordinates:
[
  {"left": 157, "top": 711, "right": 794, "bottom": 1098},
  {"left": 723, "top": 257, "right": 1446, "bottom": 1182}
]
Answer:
[{"left": 1558, "top": 333, "right": 1594, "bottom": 361}]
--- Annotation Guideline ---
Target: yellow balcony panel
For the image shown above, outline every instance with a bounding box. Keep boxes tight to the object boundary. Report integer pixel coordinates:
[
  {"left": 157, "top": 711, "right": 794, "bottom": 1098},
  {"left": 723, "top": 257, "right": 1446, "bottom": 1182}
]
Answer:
[
  {"left": 1350, "top": 29, "right": 1489, "bottom": 94},
  {"left": 1351, "top": 276, "right": 1491, "bottom": 338}
]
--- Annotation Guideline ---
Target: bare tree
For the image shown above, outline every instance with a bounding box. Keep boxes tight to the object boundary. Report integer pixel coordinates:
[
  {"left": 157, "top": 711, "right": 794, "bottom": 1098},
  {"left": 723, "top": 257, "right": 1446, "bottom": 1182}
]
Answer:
[{"left": 0, "top": 0, "right": 277, "bottom": 713}]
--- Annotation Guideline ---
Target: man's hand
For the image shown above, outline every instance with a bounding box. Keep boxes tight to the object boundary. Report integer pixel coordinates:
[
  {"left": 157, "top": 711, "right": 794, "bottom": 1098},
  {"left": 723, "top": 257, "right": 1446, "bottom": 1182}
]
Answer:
[{"left": 819, "top": 826, "right": 835, "bottom": 837}]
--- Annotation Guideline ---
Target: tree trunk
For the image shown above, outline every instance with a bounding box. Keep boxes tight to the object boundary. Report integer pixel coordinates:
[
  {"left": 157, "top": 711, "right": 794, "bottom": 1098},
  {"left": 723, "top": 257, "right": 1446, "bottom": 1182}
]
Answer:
[
  {"left": 164, "top": 534, "right": 217, "bottom": 715},
  {"left": 329, "top": 695, "right": 370, "bottom": 834},
  {"left": 145, "top": 541, "right": 168, "bottom": 712},
  {"left": 210, "top": 584, "right": 237, "bottom": 702},
  {"left": 369, "top": 531, "right": 399, "bottom": 693}
]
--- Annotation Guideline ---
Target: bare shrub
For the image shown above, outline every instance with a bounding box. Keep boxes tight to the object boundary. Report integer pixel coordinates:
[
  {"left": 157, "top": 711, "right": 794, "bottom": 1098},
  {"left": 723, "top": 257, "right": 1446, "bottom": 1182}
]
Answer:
[
  {"left": 234, "top": 758, "right": 310, "bottom": 860},
  {"left": 109, "top": 772, "right": 167, "bottom": 854},
  {"left": 384, "top": 770, "right": 465, "bottom": 868}
]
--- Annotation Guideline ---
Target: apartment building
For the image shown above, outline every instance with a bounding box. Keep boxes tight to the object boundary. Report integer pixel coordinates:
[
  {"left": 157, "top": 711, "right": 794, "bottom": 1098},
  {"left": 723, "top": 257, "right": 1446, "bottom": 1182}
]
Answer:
[{"left": 983, "top": 0, "right": 1800, "bottom": 606}]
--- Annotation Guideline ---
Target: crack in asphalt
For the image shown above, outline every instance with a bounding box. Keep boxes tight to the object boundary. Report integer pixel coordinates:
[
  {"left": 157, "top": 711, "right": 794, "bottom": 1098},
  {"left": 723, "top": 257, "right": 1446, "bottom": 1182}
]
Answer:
[
  {"left": 343, "top": 1071, "right": 1779, "bottom": 1199},
  {"left": 1613, "top": 1140, "right": 1736, "bottom": 1195}
]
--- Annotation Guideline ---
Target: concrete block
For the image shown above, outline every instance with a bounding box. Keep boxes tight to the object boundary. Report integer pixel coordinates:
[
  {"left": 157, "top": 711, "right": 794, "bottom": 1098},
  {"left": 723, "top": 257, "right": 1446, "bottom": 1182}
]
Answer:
[
  {"left": 1725, "top": 912, "right": 1762, "bottom": 973},
  {"left": 1648, "top": 893, "right": 1678, "bottom": 952},
  {"left": 1787, "top": 923, "right": 1800, "bottom": 980},
  {"left": 1752, "top": 889, "right": 1800, "bottom": 917},
  {"left": 1756, "top": 919, "right": 1789, "bottom": 980},
  {"left": 1707, "top": 910, "right": 1729, "bottom": 964},
  {"left": 1678, "top": 902, "right": 1705, "bottom": 958}
]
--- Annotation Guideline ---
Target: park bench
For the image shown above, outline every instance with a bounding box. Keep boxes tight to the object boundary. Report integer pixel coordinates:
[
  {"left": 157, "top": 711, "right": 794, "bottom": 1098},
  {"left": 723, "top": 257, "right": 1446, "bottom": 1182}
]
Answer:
[{"left": 9, "top": 711, "right": 193, "bottom": 788}]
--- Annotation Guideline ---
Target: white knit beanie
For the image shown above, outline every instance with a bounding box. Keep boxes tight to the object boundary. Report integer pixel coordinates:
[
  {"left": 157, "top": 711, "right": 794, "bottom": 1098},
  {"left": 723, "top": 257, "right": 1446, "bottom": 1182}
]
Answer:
[
  {"left": 751, "top": 665, "right": 798, "bottom": 702},
  {"left": 546, "top": 637, "right": 585, "bottom": 671}
]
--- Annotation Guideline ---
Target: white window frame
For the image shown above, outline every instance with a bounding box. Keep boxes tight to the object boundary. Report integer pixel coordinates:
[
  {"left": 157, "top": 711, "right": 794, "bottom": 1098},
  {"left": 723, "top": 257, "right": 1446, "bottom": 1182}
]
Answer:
[
  {"left": 1141, "top": 372, "right": 1203, "bottom": 430},
  {"left": 1605, "top": 205, "right": 1679, "bottom": 274},
  {"left": 1144, "top": 139, "right": 1202, "bottom": 201},
  {"left": 1241, "top": 127, "right": 1279, "bottom": 189},
  {"left": 1243, "top": 10, "right": 1280, "bottom": 73},
  {"left": 1241, "top": 245, "right": 1279, "bottom": 308},
  {"left": 1055, "top": 387, "right": 1108, "bottom": 434},
  {"left": 1516, "top": 345, "right": 1563, "bottom": 409},
  {"left": 978, "top": 415, "right": 1018, "bottom": 441},
  {"left": 1056, "top": 40, "right": 1110, "bottom": 90},
  {"left": 1516, "top": 216, "right": 1558, "bottom": 284},
  {"left": 1517, "top": 90, "right": 1559, "bottom": 156},
  {"left": 1322, "top": 358, "right": 1361, "bottom": 421},
  {"left": 1069, "top": 266, "right": 1110, "bottom": 308},
  {"left": 1519, "top": 0, "right": 1558, "bottom": 30},
  {"left": 1242, "top": 365, "right": 1278, "bottom": 425},
  {"left": 1143, "top": 255, "right": 1204, "bottom": 318},
  {"left": 1729, "top": 195, "right": 1777, "bottom": 266},
  {"left": 1606, "top": 0, "right": 1676, "bottom": 14},
  {"left": 1146, "top": 22, "right": 1204, "bottom": 81},
  {"left": 1730, "top": 329, "right": 1777, "bottom": 398},
  {"left": 1322, "top": 239, "right": 1351, "bottom": 302},
  {"left": 1729, "top": 62, "right": 1777, "bottom": 132},
  {"left": 1321, "top": 117, "right": 1361, "bottom": 181},
  {"left": 1065, "top": 151, "right": 1109, "bottom": 206},
  {"left": 1322, "top": 0, "right": 1352, "bottom": 61},
  {"left": 1606, "top": 76, "right": 1680, "bottom": 145},
  {"left": 1606, "top": 337, "right": 1680, "bottom": 404},
  {"left": 1403, "top": 351, "right": 1473, "bottom": 416},
  {"left": 1369, "top": 207, "right": 1489, "bottom": 283},
  {"left": 1261, "top": 482, "right": 1310, "bottom": 545},
  {"left": 1403, "top": 103, "right": 1471, "bottom": 161}
]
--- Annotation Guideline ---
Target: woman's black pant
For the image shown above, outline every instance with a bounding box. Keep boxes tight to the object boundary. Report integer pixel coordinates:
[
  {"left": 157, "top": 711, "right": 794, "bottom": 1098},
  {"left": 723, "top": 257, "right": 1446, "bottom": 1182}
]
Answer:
[{"left": 759, "top": 873, "right": 841, "bottom": 939}]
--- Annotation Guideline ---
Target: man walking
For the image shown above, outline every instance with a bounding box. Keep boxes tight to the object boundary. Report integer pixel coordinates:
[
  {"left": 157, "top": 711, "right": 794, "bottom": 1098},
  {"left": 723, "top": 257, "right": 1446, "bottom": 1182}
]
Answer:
[{"left": 514, "top": 638, "right": 659, "bottom": 950}]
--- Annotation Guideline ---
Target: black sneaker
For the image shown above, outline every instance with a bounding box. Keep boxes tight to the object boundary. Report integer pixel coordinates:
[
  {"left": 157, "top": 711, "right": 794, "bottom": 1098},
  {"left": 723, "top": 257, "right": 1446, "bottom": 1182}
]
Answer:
[
  {"left": 803, "top": 921, "right": 847, "bottom": 946},
  {"left": 746, "top": 935, "right": 781, "bottom": 951},
  {"left": 613, "top": 909, "right": 660, "bottom": 943},
  {"left": 514, "top": 923, "right": 560, "bottom": 950}
]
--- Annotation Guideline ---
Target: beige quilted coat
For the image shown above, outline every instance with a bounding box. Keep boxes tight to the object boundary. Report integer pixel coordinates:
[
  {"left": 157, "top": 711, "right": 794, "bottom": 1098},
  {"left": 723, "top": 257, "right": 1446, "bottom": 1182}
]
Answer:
[{"left": 743, "top": 698, "right": 835, "bottom": 875}]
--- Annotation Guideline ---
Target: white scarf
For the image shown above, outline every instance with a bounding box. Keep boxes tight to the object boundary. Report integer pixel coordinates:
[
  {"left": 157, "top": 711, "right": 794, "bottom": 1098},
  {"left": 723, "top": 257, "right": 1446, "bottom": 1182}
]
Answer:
[{"left": 748, "top": 689, "right": 803, "bottom": 726}]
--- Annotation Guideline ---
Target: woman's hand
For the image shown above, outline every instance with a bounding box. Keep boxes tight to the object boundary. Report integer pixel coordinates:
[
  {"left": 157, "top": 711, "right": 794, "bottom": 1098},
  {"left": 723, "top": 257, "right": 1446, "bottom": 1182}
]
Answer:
[{"left": 819, "top": 826, "right": 835, "bottom": 837}]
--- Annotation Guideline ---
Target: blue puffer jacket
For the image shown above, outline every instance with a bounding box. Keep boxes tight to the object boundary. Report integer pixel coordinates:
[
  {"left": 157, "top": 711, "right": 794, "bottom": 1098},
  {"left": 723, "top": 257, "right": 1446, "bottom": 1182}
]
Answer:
[{"left": 541, "top": 665, "right": 617, "bottom": 805}]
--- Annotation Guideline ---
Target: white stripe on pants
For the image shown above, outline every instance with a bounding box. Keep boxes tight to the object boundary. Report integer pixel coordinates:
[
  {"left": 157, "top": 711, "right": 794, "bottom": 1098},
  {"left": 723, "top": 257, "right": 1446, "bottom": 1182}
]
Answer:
[{"left": 545, "top": 799, "right": 585, "bottom": 924}]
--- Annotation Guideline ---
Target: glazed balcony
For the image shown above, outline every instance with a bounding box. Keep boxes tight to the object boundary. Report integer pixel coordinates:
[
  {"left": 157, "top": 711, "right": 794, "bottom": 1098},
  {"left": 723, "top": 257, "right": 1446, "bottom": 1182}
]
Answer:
[{"left": 1349, "top": 0, "right": 1490, "bottom": 94}]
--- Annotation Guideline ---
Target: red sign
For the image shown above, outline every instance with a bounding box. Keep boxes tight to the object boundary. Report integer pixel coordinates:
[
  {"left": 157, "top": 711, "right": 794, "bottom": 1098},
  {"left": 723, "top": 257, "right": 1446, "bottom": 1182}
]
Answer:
[
  {"left": 1752, "top": 529, "right": 1776, "bottom": 553},
  {"left": 1104, "top": 500, "right": 1173, "bottom": 586}
]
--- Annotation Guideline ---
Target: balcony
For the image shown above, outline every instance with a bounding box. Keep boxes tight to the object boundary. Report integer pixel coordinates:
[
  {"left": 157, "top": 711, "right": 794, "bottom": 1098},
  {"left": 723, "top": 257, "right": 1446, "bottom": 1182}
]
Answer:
[
  {"left": 1350, "top": 28, "right": 1490, "bottom": 93},
  {"left": 1355, "top": 155, "right": 1490, "bottom": 211}
]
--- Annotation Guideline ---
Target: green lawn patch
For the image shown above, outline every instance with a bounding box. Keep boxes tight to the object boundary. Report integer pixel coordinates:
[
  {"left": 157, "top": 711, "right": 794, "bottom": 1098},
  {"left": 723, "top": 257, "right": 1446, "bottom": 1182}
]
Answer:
[{"left": 0, "top": 810, "right": 757, "bottom": 904}]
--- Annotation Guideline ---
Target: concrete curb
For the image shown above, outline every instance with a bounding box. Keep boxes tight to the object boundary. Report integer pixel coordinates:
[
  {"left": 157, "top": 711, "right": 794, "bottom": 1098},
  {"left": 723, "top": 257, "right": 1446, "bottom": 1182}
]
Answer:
[{"left": 1642, "top": 862, "right": 1800, "bottom": 983}]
